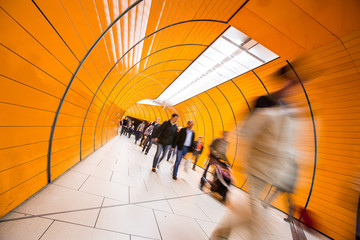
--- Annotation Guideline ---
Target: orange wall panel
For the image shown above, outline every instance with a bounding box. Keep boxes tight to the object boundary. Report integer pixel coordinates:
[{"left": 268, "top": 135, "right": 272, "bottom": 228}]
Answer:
[
  {"left": 0, "top": 172, "right": 47, "bottom": 218},
  {"left": 0, "top": 1, "right": 359, "bottom": 239}
]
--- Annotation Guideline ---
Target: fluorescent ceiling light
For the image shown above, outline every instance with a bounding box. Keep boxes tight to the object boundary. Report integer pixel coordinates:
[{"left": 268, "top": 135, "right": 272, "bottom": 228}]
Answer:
[
  {"left": 138, "top": 26, "right": 278, "bottom": 107},
  {"left": 137, "top": 99, "right": 161, "bottom": 106}
]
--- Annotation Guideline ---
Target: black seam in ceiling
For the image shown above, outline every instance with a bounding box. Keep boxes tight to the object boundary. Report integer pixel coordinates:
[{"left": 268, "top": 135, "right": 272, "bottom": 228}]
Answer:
[
  {"left": 96, "top": 46, "right": 208, "bottom": 145},
  {"left": 85, "top": 68, "right": 181, "bottom": 154},
  {"left": 188, "top": 98, "right": 206, "bottom": 143},
  {"left": 205, "top": 92, "right": 224, "bottom": 132},
  {"left": 102, "top": 78, "right": 174, "bottom": 145},
  {"left": 96, "top": 70, "right": 183, "bottom": 149},
  {"left": 182, "top": 101, "right": 199, "bottom": 134},
  {"left": 227, "top": 0, "right": 250, "bottom": 23},
  {"left": 31, "top": 0, "right": 81, "bottom": 62},
  {"left": 89, "top": 45, "right": 205, "bottom": 148},
  {"left": 46, "top": 0, "right": 143, "bottom": 183}
]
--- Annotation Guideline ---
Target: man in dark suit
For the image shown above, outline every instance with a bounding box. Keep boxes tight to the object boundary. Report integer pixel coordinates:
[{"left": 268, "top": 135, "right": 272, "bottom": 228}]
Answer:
[
  {"left": 151, "top": 114, "right": 178, "bottom": 172},
  {"left": 172, "top": 120, "right": 195, "bottom": 180}
]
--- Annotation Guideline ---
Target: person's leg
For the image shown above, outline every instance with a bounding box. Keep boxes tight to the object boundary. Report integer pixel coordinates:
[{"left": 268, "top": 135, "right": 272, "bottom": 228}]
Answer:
[
  {"left": 140, "top": 135, "right": 145, "bottom": 146},
  {"left": 183, "top": 149, "right": 191, "bottom": 172},
  {"left": 210, "top": 210, "right": 243, "bottom": 240},
  {"left": 170, "top": 147, "right": 178, "bottom": 162},
  {"left": 142, "top": 137, "right": 150, "bottom": 152},
  {"left": 285, "top": 192, "right": 295, "bottom": 221},
  {"left": 167, "top": 148, "right": 173, "bottom": 161},
  {"left": 134, "top": 132, "right": 138, "bottom": 143},
  {"left": 145, "top": 139, "right": 153, "bottom": 154},
  {"left": 192, "top": 153, "right": 199, "bottom": 170},
  {"left": 173, "top": 147, "right": 188, "bottom": 178},
  {"left": 158, "top": 145, "right": 170, "bottom": 165},
  {"left": 248, "top": 175, "right": 268, "bottom": 240},
  {"left": 209, "top": 213, "right": 233, "bottom": 240},
  {"left": 152, "top": 144, "right": 164, "bottom": 171}
]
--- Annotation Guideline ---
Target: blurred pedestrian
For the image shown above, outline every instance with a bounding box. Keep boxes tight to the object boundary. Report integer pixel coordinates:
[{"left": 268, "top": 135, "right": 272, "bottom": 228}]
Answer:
[
  {"left": 135, "top": 121, "right": 145, "bottom": 144},
  {"left": 142, "top": 118, "right": 160, "bottom": 155},
  {"left": 151, "top": 114, "right": 178, "bottom": 172},
  {"left": 172, "top": 120, "right": 195, "bottom": 180},
  {"left": 192, "top": 136, "right": 204, "bottom": 170},
  {"left": 210, "top": 65, "right": 302, "bottom": 240},
  {"left": 120, "top": 117, "right": 129, "bottom": 135}
]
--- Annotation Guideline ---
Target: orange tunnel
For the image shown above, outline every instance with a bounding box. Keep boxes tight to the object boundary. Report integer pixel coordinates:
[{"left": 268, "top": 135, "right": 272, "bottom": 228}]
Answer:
[{"left": 1, "top": 0, "right": 360, "bottom": 239}]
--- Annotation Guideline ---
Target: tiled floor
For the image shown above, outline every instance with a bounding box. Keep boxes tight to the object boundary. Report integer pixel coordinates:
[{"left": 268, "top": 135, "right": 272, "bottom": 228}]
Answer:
[{"left": 0, "top": 135, "right": 331, "bottom": 240}]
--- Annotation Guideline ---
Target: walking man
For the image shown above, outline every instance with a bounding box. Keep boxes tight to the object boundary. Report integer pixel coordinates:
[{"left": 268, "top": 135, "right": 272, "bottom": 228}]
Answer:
[
  {"left": 172, "top": 120, "right": 195, "bottom": 180},
  {"left": 151, "top": 114, "right": 178, "bottom": 172}
]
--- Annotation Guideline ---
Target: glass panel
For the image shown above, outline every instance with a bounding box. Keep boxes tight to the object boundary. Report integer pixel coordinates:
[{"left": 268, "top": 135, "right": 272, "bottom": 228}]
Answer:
[
  {"left": 197, "top": 55, "right": 218, "bottom": 68},
  {"left": 211, "top": 38, "right": 237, "bottom": 56},
  {"left": 216, "top": 65, "right": 237, "bottom": 79},
  {"left": 223, "top": 27, "right": 249, "bottom": 45},
  {"left": 153, "top": 27, "right": 278, "bottom": 106},
  {"left": 138, "top": 99, "right": 160, "bottom": 106},
  {"left": 224, "top": 59, "right": 248, "bottom": 73},
  {"left": 249, "top": 44, "right": 278, "bottom": 62},
  {"left": 233, "top": 52, "right": 263, "bottom": 69},
  {"left": 202, "top": 48, "right": 226, "bottom": 61}
]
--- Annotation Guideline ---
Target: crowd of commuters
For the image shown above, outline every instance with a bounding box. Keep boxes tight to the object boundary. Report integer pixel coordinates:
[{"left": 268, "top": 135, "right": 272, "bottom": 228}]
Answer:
[
  {"left": 118, "top": 114, "right": 205, "bottom": 180},
  {"left": 116, "top": 65, "right": 307, "bottom": 239}
]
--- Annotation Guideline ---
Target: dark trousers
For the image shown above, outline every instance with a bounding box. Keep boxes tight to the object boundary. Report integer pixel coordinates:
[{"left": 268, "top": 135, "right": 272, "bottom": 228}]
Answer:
[
  {"left": 128, "top": 130, "right": 133, "bottom": 138},
  {"left": 152, "top": 144, "right": 171, "bottom": 169},
  {"left": 135, "top": 131, "right": 142, "bottom": 143},
  {"left": 140, "top": 136, "right": 146, "bottom": 146},
  {"left": 173, "top": 146, "right": 190, "bottom": 177},
  {"left": 120, "top": 126, "right": 127, "bottom": 135},
  {"left": 142, "top": 136, "right": 153, "bottom": 153},
  {"left": 192, "top": 152, "right": 200, "bottom": 169},
  {"left": 167, "top": 146, "right": 177, "bottom": 161}
]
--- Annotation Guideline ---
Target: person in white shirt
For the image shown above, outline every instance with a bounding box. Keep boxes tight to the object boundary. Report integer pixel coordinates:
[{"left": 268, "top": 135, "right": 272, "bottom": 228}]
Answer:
[{"left": 172, "top": 120, "right": 195, "bottom": 180}]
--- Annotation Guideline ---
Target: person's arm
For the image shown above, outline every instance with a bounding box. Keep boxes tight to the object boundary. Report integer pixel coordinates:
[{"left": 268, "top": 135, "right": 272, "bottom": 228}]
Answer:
[
  {"left": 172, "top": 131, "right": 179, "bottom": 149},
  {"left": 190, "top": 132, "right": 195, "bottom": 152},
  {"left": 152, "top": 121, "right": 166, "bottom": 140}
]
